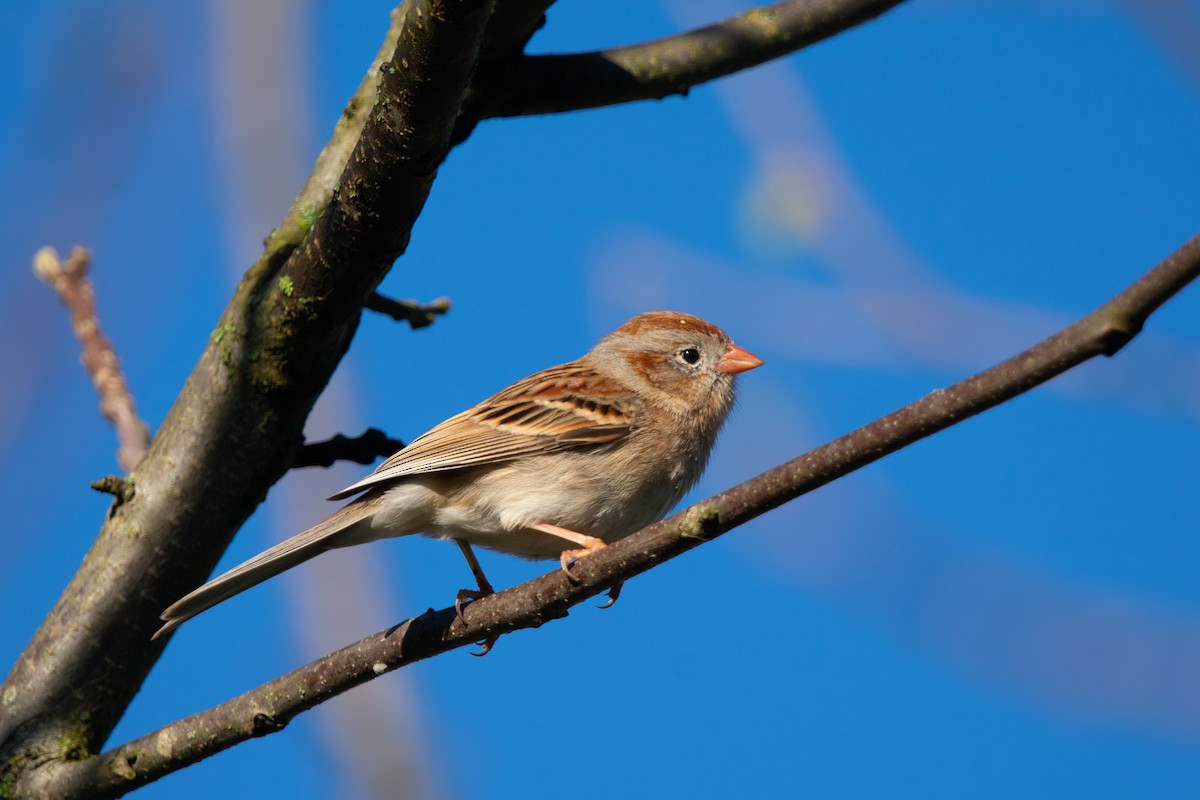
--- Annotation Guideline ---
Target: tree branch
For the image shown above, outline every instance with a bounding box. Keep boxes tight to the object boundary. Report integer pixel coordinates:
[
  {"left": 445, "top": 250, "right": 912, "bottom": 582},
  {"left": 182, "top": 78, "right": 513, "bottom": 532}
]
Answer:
[
  {"left": 33, "top": 246, "right": 151, "bottom": 472},
  {"left": 479, "top": 0, "right": 555, "bottom": 61},
  {"left": 38, "top": 234, "right": 1200, "bottom": 799},
  {"left": 0, "top": 0, "right": 494, "bottom": 782},
  {"left": 266, "top": 7, "right": 407, "bottom": 258},
  {"left": 476, "top": 0, "right": 907, "bottom": 120},
  {"left": 273, "top": 0, "right": 559, "bottom": 252}
]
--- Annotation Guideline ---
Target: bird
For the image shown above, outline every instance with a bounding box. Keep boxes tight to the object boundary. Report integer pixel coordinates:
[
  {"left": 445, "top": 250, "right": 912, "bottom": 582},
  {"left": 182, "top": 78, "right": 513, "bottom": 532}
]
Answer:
[{"left": 154, "top": 310, "right": 762, "bottom": 639}]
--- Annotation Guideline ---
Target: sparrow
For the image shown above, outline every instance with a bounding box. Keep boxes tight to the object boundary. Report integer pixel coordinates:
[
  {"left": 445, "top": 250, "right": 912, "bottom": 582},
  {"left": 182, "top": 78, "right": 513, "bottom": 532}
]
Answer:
[{"left": 154, "top": 310, "right": 762, "bottom": 639}]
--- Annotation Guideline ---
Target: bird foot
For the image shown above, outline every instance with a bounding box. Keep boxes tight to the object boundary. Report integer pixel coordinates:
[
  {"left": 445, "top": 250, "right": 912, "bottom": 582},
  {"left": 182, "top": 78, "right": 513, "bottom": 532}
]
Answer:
[
  {"left": 558, "top": 537, "right": 607, "bottom": 578},
  {"left": 455, "top": 586, "right": 494, "bottom": 626}
]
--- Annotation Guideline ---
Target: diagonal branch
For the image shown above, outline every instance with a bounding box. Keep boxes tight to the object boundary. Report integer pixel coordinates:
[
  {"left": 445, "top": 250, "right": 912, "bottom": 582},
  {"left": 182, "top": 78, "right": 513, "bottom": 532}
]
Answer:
[
  {"left": 273, "top": 0, "right": 560, "bottom": 254},
  {"left": 475, "top": 0, "right": 907, "bottom": 121},
  {"left": 40, "top": 234, "right": 1200, "bottom": 799}
]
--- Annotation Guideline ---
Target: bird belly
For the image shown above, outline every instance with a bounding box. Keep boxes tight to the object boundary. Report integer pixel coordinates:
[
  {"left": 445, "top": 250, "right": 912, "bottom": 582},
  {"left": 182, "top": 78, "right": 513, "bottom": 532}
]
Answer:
[{"left": 419, "top": 455, "right": 690, "bottom": 561}]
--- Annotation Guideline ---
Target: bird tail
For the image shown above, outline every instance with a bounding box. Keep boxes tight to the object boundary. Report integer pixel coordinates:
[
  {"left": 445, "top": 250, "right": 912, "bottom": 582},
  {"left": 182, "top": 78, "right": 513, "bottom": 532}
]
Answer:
[{"left": 153, "top": 497, "right": 379, "bottom": 640}]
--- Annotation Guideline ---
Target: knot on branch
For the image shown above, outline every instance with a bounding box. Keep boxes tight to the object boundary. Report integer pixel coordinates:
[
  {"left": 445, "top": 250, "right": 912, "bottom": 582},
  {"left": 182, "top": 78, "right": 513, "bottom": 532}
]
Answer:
[
  {"left": 91, "top": 475, "right": 136, "bottom": 516},
  {"left": 1096, "top": 311, "right": 1143, "bottom": 357},
  {"left": 109, "top": 750, "right": 138, "bottom": 781},
  {"left": 678, "top": 506, "right": 721, "bottom": 541},
  {"left": 250, "top": 713, "right": 286, "bottom": 738}
]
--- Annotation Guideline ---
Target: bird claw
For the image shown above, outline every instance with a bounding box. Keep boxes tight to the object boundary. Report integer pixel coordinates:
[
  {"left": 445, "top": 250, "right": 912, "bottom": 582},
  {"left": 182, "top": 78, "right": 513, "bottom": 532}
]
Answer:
[
  {"left": 470, "top": 636, "right": 498, "bottom": 657},
  {"left": 558, "top": 539, "right": 608, "bottom": 581},
  {"left": 558, "top": 551, "right": 579, "bottom": 580},
  {"left": 455, "top": 587, "right": 492, "bottom": 627},
  {"left": 598, "top": 581, "right": 624, "bottom": 609},
  {"left": 455, "top": 589, "right": 498, "bottom": 656}
]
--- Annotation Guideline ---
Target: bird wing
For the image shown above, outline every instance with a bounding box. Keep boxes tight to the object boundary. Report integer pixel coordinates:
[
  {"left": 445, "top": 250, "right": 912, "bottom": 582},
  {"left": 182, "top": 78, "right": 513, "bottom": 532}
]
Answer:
[{"left": 327, "top": 362, "right": 641, "bottom": 500}]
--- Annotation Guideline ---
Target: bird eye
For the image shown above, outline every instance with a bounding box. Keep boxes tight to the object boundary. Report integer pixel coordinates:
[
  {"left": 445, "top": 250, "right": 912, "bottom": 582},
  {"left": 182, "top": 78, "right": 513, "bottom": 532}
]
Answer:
[{"left": 679, "top": 347, "right": 701, "bottom": 365}]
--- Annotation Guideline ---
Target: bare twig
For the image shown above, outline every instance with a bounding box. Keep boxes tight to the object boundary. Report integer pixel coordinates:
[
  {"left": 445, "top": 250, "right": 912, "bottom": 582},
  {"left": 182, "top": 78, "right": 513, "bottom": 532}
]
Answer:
[
  {"left": 294, "top": 428, "right": 405, "bottom": 469},
  {"left": 364, "top": 292, "right": 451, "bottom": 329},
  {"left": 39, "top": 234, "right": 1200, "bottom": 799},
  {"left": 34, "top": 246, "right": 151, "bottom": 472},
  {"left": 90, "top": 475, "right": 136, "bottom": 512}
]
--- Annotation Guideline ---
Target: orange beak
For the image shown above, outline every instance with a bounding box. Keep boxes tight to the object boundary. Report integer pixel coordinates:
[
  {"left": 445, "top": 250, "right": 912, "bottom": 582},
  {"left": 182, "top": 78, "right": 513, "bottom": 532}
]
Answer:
[{"left": 716, "top": 343, "right": 764, "bottom": 375}]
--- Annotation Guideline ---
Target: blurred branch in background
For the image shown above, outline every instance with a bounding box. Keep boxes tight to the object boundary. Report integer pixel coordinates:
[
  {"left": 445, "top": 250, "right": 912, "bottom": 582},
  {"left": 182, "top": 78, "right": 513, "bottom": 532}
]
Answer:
[
  {"left": 33, "top": 246, "right": 150, "bottom": 472},
  {"left": 0, "top": 6, "right": 169, "bottom": 474},
  {"left": 1120, "top": 0, "right": 1200, "bottom": 94}
]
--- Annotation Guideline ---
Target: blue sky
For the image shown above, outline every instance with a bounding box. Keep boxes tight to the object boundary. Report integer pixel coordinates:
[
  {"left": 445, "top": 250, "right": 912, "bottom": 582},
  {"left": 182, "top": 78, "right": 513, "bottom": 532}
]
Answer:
[{"left": 2, "top": 1, "right": 1200, "bottom": 798}]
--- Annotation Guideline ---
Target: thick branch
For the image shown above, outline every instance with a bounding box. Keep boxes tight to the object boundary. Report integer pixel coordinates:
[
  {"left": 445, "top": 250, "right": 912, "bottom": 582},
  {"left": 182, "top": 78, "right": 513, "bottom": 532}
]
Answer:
[
  {"left": 273, "top": 0, "right": 558, "bottom": 253},
  {"left": 33, "top": 246, "right": 151, "bottom": 472},
  {"left": 479, "top": 0, "right": 555, "bottom": 61},
  {"left": 267, "top": 8, "right": 406, "bottom": 256},
  {"left": 39, "top": 235, "right": 1200, "bottom": 798},
  {"left": 0, "top": 0, "right": 493, "bottom": 781},
  {"left": 477, "top": 0, "right": 907, "bottom": 119},
  {"left": 274, "top": 0, "right": 493, "bottom": 326}
]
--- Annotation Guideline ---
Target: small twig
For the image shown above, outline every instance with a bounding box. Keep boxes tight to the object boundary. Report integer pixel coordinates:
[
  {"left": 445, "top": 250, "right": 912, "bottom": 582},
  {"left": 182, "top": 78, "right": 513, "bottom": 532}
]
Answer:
[
  {"left": 90, "top": 475, "right": 137, "bottom": 518},
  {"left": 34, "top": 247, "right": 151, "bottom": 472},
  {"left": 41, "top": 233, "right": 1200, "bottom": 799},
  {"left": 365, "top": 292, "right": 451, "bottom": 329},
  {"left": 293, "top": 428, "right": 405, "bottom": 468},
  {"left": 90, "top": 475, "right": 136, "bottom": 503}
]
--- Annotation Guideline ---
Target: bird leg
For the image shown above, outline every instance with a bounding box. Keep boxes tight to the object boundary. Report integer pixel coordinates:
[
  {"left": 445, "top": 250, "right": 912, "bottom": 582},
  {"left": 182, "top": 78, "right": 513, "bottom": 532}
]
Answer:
[
  {"left": 528, "top": 522, "right": 607, "bottom": 576},
  {"left": 452, "top": 539, "right": 500, "bottom": 656},
  {"left": 454, "top": 538, "right": 495, "bottom": 621}
]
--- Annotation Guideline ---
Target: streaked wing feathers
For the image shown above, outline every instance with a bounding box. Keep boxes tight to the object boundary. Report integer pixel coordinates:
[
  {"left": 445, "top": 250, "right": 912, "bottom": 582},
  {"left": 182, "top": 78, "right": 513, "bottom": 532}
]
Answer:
[{"left": 328, "top": 362, "right": 640, "bottom": 500}]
